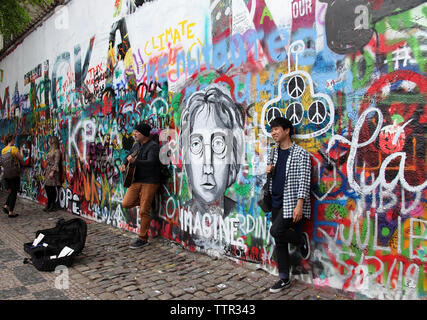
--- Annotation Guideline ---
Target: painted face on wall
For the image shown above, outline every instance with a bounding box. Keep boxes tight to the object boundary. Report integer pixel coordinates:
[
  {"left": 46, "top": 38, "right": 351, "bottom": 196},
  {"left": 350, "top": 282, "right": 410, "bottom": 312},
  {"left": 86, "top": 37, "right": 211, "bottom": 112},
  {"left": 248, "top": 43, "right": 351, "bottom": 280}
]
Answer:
[
  {"left": 180, "top": 84, "right": 245, "bottom": 210},
  {"left": 186, "top": 109, "right": 232, "bottom": 204}
]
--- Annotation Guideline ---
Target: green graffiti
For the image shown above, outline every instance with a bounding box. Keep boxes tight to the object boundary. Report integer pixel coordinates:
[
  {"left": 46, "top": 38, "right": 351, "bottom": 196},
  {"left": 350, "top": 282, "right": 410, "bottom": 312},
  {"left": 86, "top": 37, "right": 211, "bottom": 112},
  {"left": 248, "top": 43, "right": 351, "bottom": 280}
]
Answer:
[
  {"left": 386, "top": 51, "right": 394, "bottom": 73},
  {"left": 416, "top": 249, "right": 426, "bottom": 262},
  {"left": 180, "top": 174, "right": 191, "bottom": 201},
  {"left": 391, "top": 114, "right": 405, "bottom": 124},
  {"left": 260, "top": 5, "right": 273, "bottom": 25},
  {"left": 360, "top": 217, "right": 369, "bottom": 246},
  {"left": 375, "top": 7, "right": 427, "bottom": 72},
  {"left": 375, "top": 10, "right": 413, "bottom": 34},
  {"left": 351, "top": 50, "right": 375, "bottom": 90},
  {"left": 234, "top": 161, "right": 254, "bottom": 197},
  {"left": 407, "top": 35, "right": 427, "bottom": 73},
  {"left": 325, "top": 203, "right": 348, "bottom": 220},
  {"left": 387, "top": 10, "right": 414, "bottom": 30},
  {"left": 382, "top": 93, "right": 426, "bottom": 105},
  {"left": 234, "top": 183, "right": 252, "bottom": 197},
  {"left": 381, "top": 227, "right": 390, "bottom": 237},
  {"left": 114, "top": 69, "right": 122, "bottom": 79},
  {"left": 171, "top": 93, "right": 182, "bottom": 126},
  {"left": 318, "top": 182, "right": 328, "bottom": 194},
  {"left": 198, "top": 72, "right": 216, "bottom": 85}
]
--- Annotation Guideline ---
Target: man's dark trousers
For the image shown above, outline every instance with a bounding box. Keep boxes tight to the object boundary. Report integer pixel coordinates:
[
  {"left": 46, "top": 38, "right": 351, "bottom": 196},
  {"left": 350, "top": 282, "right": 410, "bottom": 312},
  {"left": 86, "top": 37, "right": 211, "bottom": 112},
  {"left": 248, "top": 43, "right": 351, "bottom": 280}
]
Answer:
[{"left": 270, "top": 206, "right": 304, "bottom": 276}]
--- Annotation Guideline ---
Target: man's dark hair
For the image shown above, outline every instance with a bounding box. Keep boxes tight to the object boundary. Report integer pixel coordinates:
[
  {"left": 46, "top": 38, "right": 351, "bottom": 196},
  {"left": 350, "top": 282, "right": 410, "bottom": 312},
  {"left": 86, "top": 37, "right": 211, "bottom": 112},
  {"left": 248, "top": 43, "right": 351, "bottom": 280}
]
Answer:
[
  {"left": 269, "top": 117, "right": 294, "bottom": 136},
  {"left": 3, "top": 134, "right": 14, "bottom": 145}
]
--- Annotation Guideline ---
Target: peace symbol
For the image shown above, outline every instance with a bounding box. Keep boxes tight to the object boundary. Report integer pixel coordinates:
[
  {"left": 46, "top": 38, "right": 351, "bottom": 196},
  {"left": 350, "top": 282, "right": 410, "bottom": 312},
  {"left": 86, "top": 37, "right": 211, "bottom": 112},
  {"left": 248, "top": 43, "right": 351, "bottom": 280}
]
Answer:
[
  {"left": 285, "top": 102, "right": 303, "bottom": 125},
  {"left": 308, "top": 101, "right": 327, "bottom": 124},
  {"left": 287, "top": 76, "right": 305, "bottom": 98},
  {"left": 266, "top": 107, "right": 283, "bottom": 125}
]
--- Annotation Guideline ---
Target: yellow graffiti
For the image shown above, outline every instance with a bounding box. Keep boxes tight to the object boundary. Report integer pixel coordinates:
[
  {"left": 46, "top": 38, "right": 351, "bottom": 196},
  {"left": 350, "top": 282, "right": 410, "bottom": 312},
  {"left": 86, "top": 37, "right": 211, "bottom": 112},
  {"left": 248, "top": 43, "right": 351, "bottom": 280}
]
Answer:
[{"left": 144, "top": 20, "right": 202, "bottom": 56}]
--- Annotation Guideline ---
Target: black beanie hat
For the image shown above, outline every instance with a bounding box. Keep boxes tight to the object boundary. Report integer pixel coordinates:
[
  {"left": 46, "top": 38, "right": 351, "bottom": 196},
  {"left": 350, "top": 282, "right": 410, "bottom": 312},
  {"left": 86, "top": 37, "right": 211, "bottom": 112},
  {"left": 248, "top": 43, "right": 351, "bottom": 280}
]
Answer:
[{"left": 135, "top": 123, "right": 151, "bottom": 137}]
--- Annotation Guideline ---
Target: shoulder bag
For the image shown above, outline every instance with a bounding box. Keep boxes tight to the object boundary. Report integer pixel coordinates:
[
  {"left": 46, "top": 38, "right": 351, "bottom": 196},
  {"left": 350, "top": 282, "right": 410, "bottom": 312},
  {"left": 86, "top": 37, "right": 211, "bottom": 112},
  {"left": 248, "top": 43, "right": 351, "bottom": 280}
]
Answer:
[{"left": 257, "top": 147, "right": 276, "bottom": 213}]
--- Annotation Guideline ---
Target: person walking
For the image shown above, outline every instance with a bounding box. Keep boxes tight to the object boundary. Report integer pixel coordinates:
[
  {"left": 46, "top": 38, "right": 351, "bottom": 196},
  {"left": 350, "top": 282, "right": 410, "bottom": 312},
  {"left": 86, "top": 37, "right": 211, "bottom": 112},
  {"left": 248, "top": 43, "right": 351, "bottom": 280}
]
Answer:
[
  {"left": 43, "top": 136, "right": 62, "bottom": 212},
  {"left": 120, "top": 122, "right": 162, "bottom": 249},
  {"left": 266, "top": 117, "right": 312, "bottom": 293},
  {"left": 1, "top": 134, "right": 23, "bottom": 218}
]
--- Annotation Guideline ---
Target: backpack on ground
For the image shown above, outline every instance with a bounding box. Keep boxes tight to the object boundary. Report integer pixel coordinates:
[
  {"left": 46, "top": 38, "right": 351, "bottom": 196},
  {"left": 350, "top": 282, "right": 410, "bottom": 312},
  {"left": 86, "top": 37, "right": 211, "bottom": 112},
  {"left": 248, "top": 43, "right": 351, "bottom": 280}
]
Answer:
[
  {"left": 23, "top": 218, "right": 87, "bottom": 272},
  {"left": 0, "top": 150, "right": 21, "bottom": 179}
]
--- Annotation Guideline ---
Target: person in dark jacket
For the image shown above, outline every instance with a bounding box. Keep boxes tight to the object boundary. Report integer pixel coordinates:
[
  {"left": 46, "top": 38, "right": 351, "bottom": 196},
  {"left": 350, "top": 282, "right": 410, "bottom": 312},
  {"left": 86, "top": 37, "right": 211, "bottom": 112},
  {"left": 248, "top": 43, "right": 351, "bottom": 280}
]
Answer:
[{"left": 120, "top": 122, "right": 162, "bottom": 249}]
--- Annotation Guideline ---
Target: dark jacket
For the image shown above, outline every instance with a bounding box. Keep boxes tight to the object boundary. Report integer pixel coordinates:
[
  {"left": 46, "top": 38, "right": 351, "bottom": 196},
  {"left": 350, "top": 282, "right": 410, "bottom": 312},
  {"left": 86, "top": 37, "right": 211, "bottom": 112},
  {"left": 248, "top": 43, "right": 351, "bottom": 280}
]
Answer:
[{"left": 123, "top": 139, "right": 162, "bottom": 184}]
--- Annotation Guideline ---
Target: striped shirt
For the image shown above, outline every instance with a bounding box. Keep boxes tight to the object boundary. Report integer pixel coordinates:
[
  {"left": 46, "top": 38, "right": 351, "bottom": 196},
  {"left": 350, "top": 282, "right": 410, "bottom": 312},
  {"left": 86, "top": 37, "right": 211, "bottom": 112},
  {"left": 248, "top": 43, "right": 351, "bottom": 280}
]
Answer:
[{"left": 268, "top": 142, "right": 311, "bottom": 219}]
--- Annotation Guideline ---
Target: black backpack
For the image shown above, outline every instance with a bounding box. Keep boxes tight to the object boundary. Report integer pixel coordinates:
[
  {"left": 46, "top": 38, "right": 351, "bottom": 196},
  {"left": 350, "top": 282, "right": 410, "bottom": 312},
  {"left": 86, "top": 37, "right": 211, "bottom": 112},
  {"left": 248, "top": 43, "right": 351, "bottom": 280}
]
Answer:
[
  {"left": 23, "top": 218, "right": 87, "bottom": 271},
  {"left": 0, "top": 150, "right": 21, "bottom": 179},
  {"left": 160, "top": 163, "right": 171, "bottom": 183},
  {"left": 150, "top": 133, "right": 171, "bottom": 184}
]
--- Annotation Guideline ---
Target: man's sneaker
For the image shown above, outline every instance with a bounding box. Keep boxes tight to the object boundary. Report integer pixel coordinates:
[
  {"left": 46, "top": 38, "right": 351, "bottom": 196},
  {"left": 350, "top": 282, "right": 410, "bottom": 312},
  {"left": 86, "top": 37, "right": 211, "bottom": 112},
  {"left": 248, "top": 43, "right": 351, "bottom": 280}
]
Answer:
[
  {"left": 129, "top": 239, "right": 149, "bottom": 249},
  {"left": 300, "top": 232, "right": 310, "bottom": 260},
  {"left": 269, "top": 279, "right": 291, "bottom": 293}
]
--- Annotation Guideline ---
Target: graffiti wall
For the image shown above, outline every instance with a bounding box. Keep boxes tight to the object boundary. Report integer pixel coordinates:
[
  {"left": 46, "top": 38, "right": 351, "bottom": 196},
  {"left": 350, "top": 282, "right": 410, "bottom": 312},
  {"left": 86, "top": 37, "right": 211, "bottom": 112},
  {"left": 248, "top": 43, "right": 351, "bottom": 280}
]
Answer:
[{"left": 0, "top": 0, "right": 426, "bottom": 299}]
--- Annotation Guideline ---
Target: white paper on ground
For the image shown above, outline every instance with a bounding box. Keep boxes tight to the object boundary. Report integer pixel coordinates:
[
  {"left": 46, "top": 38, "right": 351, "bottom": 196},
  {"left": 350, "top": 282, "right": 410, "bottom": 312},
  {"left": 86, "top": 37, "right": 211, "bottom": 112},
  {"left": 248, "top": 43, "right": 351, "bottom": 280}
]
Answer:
[
  {"left": 32, "top": 233, "right": 45, "bottom": 246},
  {"left": 42, "top": 243, "right": 48, "bottom": 247},
  {"left": 50, "top": 255, "right": 57, "bottom": 259},
  {"left": 58, "top": 246, "right": 74, "bottom": 258}
]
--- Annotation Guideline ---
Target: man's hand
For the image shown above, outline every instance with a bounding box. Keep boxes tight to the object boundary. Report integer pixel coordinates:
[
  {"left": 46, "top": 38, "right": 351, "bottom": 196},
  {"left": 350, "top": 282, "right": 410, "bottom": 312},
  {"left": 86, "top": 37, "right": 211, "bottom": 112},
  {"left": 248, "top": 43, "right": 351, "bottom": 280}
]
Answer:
[
  {"left": 266, "top": 165, "right": 273, "bottom": 174},
  {"left": 293, "top": 199, "right": 304, "bottom": 223},
  {"left": 49, "top": 171, "right": 54, "bottom": 179},
  {"left": 127, "top": 155, "right": 136, "bottom": 164},
  {"left": 120, "top": 164, "right": 126, "bottom": 173}
]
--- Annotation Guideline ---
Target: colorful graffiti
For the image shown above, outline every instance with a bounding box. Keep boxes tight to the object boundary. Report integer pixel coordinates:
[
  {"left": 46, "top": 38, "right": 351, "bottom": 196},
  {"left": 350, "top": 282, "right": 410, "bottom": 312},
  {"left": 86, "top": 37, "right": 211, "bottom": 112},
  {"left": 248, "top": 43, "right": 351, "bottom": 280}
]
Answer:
[{"left": 0, "top": 0, "right": 425, "bottom": 299}]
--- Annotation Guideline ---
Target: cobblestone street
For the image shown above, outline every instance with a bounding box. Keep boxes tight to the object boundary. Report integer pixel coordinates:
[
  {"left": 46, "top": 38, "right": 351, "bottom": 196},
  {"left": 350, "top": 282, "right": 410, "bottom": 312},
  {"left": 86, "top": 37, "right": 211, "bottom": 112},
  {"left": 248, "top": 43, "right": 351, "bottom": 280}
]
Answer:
[{"left": 0, "top": 191, "right": 353, "bottom": 301}]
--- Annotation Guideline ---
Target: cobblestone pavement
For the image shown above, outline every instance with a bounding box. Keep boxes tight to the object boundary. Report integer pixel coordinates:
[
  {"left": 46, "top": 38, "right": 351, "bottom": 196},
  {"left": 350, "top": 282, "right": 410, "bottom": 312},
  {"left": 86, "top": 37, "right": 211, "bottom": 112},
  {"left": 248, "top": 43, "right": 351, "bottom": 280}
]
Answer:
[{"left": 0, "top": 192, "right": 354, "bottom": 301}]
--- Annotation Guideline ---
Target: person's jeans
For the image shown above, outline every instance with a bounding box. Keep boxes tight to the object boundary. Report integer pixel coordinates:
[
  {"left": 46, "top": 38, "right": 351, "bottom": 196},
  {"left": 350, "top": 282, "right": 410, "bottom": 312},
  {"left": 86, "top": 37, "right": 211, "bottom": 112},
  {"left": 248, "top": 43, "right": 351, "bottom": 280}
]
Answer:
[
  {"left": 4, "top": 177, "right": 20, "bottom": 212},
  {"left": 122, "top": 183, "right": 160, "bottom": 242},
  {"left": 270, "top": 206, "right": 304, "bottom": 275},
  {"left": 45, "top": 186, "right": 57, "bottom": 208}
]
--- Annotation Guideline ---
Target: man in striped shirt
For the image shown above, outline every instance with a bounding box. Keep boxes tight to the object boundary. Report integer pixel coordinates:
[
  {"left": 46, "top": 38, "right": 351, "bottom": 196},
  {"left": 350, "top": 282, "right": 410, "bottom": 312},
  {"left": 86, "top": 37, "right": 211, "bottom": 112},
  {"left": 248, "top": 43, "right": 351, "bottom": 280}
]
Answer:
[{"left": 266, "top": 117, "right": 311, "bottom": 293}]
